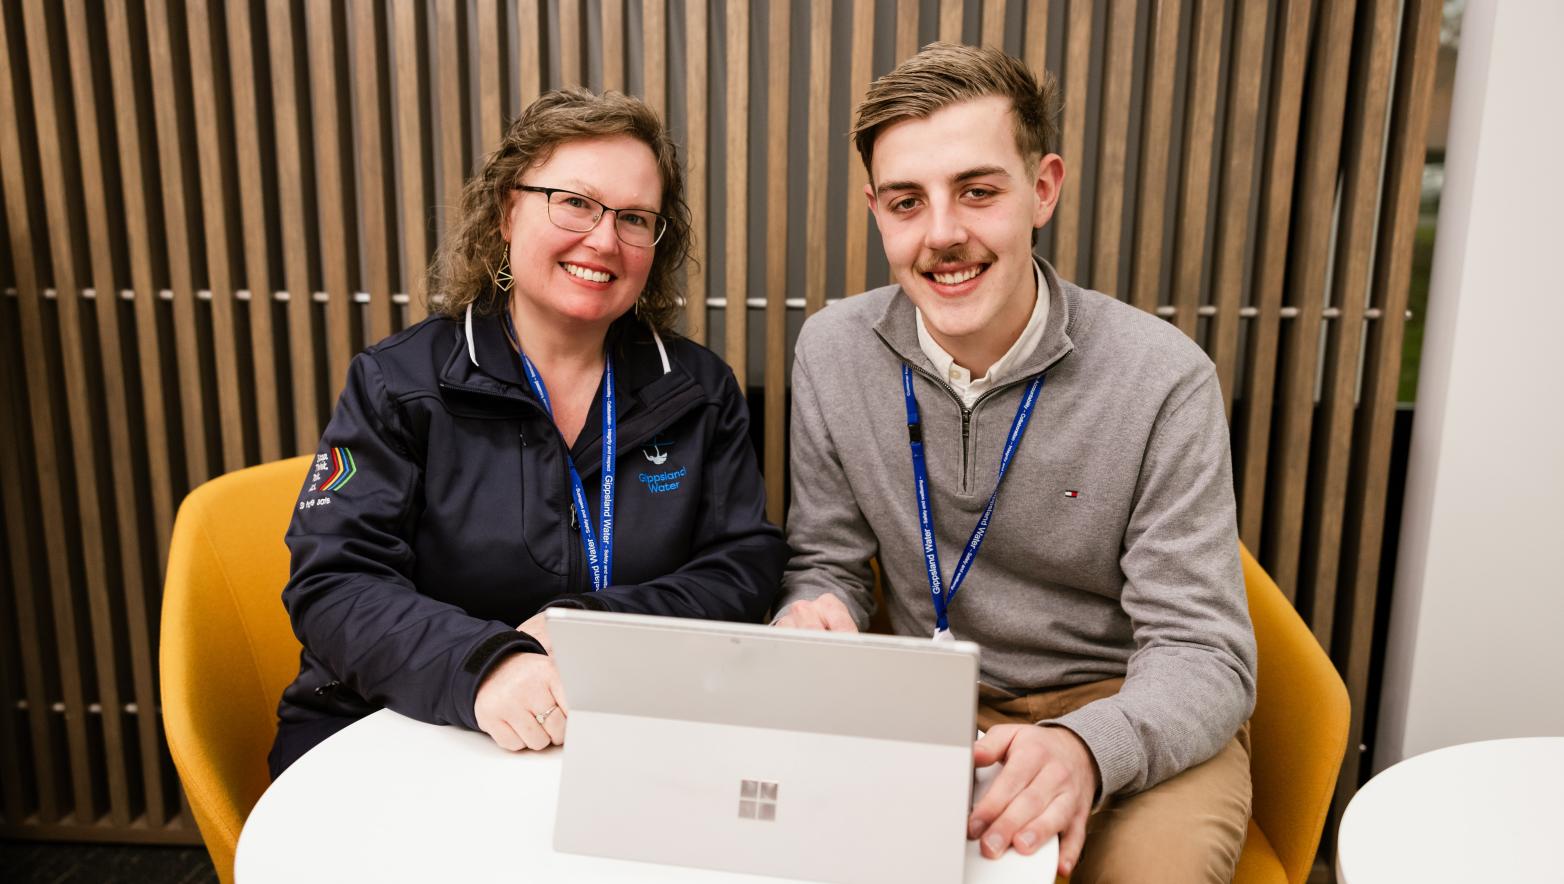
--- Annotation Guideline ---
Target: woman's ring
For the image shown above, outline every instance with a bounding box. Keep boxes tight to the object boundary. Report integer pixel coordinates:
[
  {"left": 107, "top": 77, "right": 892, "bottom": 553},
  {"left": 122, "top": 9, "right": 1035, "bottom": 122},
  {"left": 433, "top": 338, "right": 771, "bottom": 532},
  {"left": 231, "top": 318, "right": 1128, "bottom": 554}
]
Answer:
[{"left": 534, "top": 705, "right": 557, "bottom": 725}]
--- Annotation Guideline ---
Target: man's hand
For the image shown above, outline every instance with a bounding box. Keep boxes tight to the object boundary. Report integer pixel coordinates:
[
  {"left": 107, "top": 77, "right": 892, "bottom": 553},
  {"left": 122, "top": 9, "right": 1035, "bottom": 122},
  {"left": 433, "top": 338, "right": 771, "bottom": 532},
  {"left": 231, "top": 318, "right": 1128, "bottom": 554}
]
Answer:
[
  {"left": 518, "top": 611, "right": 553, "bottom": 654},
  {"left": 773, "top": 594, "right": 859, "bottom": 632},
  {"left": 969, "top": 724, "right": 1099, "bottom": 877},
  {"left": 473, "top": 651, "right": 567, "bottom": 751}
]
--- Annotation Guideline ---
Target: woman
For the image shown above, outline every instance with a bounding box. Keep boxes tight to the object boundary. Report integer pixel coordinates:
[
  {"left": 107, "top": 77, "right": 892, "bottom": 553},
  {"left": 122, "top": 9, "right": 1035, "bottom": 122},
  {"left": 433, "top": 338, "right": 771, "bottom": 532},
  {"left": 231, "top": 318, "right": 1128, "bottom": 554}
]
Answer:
[{"left": 269, "top": 89, "right": 786, "bottom": 777}]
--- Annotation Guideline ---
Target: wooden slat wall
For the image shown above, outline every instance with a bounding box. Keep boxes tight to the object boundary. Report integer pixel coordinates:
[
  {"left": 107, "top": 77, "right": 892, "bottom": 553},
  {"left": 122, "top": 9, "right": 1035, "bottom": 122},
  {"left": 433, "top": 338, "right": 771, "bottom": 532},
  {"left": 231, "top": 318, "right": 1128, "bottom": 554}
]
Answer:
[{"left": 0, "top": 0, "right": 1441, "bottom": 853}]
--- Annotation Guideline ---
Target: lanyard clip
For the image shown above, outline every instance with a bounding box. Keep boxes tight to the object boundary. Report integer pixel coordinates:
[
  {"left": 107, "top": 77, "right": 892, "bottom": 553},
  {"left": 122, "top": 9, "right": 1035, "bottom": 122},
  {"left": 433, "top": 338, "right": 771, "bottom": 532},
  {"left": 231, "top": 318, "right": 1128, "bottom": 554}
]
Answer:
[
  {"left": 907, "top": 423, "right": 923, "bottom": 443},
  {"left": 569, "top": 503, "right": 578, "bottom": 530}
]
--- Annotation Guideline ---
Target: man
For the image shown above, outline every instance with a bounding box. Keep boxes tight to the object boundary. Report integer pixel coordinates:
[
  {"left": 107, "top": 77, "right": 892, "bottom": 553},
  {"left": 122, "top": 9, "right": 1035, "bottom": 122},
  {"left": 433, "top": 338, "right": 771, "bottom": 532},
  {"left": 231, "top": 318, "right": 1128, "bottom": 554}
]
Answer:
[{"left": 775, "top": 43, "right": 1257, "bottom": 882}]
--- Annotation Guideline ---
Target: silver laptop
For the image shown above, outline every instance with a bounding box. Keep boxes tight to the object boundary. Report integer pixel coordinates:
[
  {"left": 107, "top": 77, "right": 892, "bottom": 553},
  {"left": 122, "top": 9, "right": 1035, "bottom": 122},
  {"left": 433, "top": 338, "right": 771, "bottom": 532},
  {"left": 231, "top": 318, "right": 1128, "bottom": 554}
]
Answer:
[{"left": 548, "top": 608, "right": 981, "bottom": 884}]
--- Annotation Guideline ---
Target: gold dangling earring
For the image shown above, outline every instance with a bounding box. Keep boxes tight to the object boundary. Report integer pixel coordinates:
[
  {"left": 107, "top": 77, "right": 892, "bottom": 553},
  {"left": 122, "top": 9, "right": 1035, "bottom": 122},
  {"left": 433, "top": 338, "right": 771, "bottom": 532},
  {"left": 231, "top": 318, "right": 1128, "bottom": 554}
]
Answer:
[{"left": 490, "top": 246, "right": 513, "bottom": 293}]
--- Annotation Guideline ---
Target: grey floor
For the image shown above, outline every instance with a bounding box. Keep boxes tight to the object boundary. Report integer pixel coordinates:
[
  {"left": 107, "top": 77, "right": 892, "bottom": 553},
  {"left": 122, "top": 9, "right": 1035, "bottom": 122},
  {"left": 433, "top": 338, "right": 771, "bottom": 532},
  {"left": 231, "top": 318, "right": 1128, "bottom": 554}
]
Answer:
[{"left": 0, "top": 840, "right": 218, "bottom": 884}]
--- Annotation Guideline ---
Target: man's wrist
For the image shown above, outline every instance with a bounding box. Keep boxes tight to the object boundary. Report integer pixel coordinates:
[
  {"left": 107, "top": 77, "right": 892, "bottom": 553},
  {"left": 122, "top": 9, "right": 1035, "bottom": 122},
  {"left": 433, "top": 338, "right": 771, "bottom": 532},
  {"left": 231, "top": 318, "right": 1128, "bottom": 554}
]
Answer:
[{"left": 1042, "top": 723, "right": 1102, "bottom": 801}]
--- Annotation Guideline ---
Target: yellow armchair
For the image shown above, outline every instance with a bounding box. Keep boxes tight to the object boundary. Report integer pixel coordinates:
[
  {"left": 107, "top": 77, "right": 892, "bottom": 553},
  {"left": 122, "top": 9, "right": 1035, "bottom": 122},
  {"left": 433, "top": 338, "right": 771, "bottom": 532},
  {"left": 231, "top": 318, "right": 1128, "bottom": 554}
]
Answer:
[
  {"left": 161, "top": 456, "right": 310, "bottom": 884},
  {"left": 1234, "top": 544, "right": 1351, "bottom": 884}
]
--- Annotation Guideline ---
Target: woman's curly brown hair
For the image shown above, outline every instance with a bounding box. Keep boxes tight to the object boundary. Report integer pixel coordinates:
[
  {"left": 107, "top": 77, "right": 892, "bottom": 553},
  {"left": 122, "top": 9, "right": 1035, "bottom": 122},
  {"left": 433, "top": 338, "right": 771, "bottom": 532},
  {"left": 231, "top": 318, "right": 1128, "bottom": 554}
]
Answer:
[{"left": 426, "top": 88, "right": 693, "bottom": 333}]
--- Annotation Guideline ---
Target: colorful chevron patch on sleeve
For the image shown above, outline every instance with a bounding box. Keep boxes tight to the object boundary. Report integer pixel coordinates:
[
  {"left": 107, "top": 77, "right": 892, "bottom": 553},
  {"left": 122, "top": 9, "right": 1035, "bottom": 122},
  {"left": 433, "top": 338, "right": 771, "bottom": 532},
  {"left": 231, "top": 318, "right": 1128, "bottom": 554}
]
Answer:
[{"left": 320, "top": 447, "right": 358, "bottom": 492}]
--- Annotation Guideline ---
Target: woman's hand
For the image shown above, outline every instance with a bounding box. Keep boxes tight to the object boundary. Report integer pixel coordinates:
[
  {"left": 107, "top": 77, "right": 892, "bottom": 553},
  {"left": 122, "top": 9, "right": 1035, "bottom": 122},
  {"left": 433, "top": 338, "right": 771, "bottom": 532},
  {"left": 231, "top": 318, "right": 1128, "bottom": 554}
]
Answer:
[
  {"left": 518, "top": 611, "right": 553, "bottom": 653},
  {"left": 473, "top": 651, "right": 568, "bottom": 751}
]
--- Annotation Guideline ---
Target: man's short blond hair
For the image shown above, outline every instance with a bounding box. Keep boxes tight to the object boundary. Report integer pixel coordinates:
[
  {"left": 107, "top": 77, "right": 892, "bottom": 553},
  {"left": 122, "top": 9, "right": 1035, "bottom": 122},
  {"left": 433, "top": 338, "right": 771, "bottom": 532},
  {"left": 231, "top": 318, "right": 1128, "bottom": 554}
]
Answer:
[{"left": 851, "top": 42, "right": 1061, "bottom": 176}]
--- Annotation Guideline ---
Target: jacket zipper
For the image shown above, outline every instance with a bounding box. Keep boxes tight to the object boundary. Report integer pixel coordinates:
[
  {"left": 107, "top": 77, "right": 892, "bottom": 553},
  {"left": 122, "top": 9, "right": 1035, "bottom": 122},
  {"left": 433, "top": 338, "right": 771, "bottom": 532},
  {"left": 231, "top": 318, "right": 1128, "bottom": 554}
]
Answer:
[
  {"left": 960, "top": 407, "right": 973, "bottom": 492},
  {"left": 902, "top": 363, "right": 975, "bottom": 492},
  {"left": 567, "top": 498, "right": 585, "bottom": 593}
]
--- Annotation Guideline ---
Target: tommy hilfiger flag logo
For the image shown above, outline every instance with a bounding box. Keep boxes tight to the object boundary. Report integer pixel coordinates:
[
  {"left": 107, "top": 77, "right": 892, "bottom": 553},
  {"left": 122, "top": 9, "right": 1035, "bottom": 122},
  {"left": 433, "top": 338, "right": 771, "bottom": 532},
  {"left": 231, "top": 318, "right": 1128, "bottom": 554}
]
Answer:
[
  {"left": 320, "top": 447, "right": 358, "bottom": 491},
  {"left": 1063, "top": 490, "right": 1081, "bottom": 498}
]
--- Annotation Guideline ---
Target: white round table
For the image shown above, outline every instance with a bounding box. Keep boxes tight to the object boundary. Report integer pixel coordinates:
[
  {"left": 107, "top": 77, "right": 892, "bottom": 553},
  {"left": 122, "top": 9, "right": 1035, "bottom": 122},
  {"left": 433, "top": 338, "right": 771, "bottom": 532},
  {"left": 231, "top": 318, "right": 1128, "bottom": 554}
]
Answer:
[
  {"left": 237, "top": 709, "right": 1056, "bottom": 883},
  {"left": 1336, "top": 737, "right": 1564, "bottom": 883}
]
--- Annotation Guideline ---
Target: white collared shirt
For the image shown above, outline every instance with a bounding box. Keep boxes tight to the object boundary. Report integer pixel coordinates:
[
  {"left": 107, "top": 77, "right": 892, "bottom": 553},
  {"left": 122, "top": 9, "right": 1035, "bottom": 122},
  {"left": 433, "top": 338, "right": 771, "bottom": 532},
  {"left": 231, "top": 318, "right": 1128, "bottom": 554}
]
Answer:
[{"left": 915, "top": 260, "right": 1049, "bottom": 408}]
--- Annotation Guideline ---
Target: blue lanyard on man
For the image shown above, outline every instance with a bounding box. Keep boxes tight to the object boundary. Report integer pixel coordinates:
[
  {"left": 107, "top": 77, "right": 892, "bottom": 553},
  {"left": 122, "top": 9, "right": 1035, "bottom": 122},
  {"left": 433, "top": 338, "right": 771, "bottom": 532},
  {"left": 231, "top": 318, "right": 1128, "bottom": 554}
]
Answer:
[
  {"left": 505, "top": 315, "right": 616, "bottom": 592},
  {"left": 903, "top": 364, "right": 1044, "bottom": 641}
]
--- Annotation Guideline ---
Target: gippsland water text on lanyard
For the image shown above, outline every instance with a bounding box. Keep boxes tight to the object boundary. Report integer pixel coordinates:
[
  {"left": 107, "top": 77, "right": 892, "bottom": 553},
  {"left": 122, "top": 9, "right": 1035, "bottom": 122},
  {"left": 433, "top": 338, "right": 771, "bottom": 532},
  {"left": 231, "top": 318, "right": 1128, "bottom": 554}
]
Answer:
[
  {"left": 903, "top": 364, "right": 1044, "bottom": 641},
  {"left": 506, "top": 316, "right": 616, "bottom": 591}
]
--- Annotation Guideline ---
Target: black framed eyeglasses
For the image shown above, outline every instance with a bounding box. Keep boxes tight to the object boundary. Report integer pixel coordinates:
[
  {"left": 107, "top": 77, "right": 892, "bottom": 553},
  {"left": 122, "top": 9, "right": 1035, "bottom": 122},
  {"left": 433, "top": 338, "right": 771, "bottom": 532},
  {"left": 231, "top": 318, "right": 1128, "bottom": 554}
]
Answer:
[{"left": 514, "top": 185, "right": 669, "bottom": 247}]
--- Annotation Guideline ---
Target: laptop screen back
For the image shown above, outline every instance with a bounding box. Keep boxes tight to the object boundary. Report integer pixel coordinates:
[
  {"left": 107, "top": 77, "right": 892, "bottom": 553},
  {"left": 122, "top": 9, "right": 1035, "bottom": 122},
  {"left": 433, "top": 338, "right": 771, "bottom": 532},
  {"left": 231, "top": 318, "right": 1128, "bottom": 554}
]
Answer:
[{"left": 548, "top": 610, "right": 981, "bottom": 884}]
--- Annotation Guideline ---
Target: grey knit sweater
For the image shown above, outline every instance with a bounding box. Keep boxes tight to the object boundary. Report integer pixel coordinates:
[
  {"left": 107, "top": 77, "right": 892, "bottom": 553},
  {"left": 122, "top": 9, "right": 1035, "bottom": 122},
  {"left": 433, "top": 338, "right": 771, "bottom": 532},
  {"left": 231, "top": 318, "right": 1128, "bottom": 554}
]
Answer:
[{"left": 778, "top": 261, "right": 1257, "bottom": 798}]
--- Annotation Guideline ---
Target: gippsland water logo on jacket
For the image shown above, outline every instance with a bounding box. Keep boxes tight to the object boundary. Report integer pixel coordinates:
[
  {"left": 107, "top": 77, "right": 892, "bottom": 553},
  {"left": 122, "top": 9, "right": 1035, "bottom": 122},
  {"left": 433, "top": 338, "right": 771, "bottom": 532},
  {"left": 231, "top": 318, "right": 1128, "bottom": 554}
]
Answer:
[{"left": 638, "top": 438, "right": 685, "bottom": 494}]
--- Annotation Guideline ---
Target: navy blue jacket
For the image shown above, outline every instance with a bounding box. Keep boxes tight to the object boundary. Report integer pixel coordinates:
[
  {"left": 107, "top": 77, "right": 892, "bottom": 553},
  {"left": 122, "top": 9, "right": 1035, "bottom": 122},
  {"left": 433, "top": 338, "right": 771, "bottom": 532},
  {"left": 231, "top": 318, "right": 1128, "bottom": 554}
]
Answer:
[{"left": 273, "top": 310, "right": 785, "bottom": 763}]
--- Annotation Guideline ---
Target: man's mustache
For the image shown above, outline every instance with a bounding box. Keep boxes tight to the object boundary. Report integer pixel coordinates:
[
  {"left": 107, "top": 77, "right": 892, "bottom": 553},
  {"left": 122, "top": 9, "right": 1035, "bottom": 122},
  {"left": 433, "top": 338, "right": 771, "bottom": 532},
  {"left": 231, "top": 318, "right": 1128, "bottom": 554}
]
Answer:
[{"left": 914, "top": 247, "right": 997, "bottom": 273}]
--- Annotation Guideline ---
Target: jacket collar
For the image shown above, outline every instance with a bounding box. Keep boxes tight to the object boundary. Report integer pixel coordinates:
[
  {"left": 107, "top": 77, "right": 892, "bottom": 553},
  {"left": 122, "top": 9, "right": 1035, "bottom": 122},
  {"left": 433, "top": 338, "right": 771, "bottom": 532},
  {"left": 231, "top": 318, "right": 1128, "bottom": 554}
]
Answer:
[
  {"left": 441, "top": 305, "right": 676, "bottom": 404},
  {"left": 872, "top": 257, "right": 1078, "bottom": 387}
]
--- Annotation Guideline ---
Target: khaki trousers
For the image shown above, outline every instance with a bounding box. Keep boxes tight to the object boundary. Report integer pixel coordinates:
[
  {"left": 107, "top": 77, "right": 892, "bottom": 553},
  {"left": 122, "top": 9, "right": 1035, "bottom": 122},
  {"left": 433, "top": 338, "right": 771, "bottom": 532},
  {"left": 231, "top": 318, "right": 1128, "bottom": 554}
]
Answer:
[{"left": 978, "top": 678, "right": 1252, "bottom": 884}]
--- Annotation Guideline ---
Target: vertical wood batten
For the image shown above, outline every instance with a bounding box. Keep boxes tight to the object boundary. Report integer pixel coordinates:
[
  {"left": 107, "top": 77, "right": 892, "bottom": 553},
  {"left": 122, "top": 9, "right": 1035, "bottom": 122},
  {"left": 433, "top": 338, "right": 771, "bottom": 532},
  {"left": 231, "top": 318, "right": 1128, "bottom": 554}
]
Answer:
[
  {"left": 351, "top": 0, "right": 396, "bottom": 344},
  {"left": 434, "top": 0, "right": 466, "bottom": 238},
  {"left": 518, "top": 0, "right": 542, "bottom": 108},
  {"left": 29, "top": 0, "right": 134, "bottom": 828},
  {"left": 148, "top": 0, "right": 214, "bottom": 486},
  {"left": 1265, "top": 0, "right": 1354, "bottom": 594},
  {"left": 0, "top": 5, "right": 63, "bottom": 824},
  {"left": 306, "top": 2, "right": 355, "bottom": 390},
  {"left": 392, "top": 0, "right": 430, "bottom": 320},
  {"left": 938, "top": 0, "right": 962, "bottom": 43},
  {"left": 63, "top": 0, "right": 164, "bottom": 828},
  {"left": 1207, "top": 0, "right": 1267, "bottom": 412},
  {"left": 602, "top": 0, "right": 625, "bottom": 93},
  {"left": 1237, "top": 0, "right": 1312, "bottom": 554},
  {"left": 804, "top": 0, "right": 831, "bottom": 315},
  {"left": 642, "top": 0, "right": 666, "bottom": 116},
  {"left": 477, "top": 0, "right": 504, "bottom": 150},
  {"left": 981, "top": 0, "right": 1005, "bottom": 49},
  {"left": 4, "top": 2, "right": 98, "bottom": 823},
  {"left": 559, "top": 0, "right": 583, "bottom": 87},
  {"left": 683, "top": 0, "right": 708, "bottom": 342},
  {"left": 267, "top": 0, "right": 322, "bottom": 453},
  {"left": 227, "top": 0, "right": 283, "bottom": 463},
  {"left": 764, "top": 0, "right": 790, "bottom": 523},
  {"left": 842, "top": 0, "right": 873, "bottom": 297},
  {"left": 1334, "top": 0, "right": 1440, "bottom": 818},
  {"left": 1304, "top": 0, "right": 1398, "bottom": 648},
  {"left": 187, "top": 0, "right": 248, "bottom": 472},
  {"left": 1089, "top": 0, "right": 1135, "bottom": 295},
  {"left": 1051, "top": 0, "right": 1091, "bottom": 280},
  {"left": 1023, "top": 0, "right": 1049, "bottom": 76},
  {"left": 895, "top": 0, "right": 918, "bottom": 62},
  {"left": 1128, "top": 0, "right": 1181, "bottom": 314},
  {"left": 1169, "top": 0, "right": 1224, "bottom": 338},
  {"left": 724, "top": 0, "right": 749, "bottom": 386}
]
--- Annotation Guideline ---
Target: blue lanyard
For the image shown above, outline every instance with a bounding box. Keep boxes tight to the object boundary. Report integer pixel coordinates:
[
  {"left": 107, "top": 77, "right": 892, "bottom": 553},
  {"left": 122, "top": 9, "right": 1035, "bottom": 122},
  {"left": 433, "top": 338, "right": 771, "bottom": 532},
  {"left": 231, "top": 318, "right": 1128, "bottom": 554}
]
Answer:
[
  {"left": 903, "top": 364, "right": 1044, "bottom": 637},
  {"left": 505, "top": 316, "right": 616, "bottom": 592}
]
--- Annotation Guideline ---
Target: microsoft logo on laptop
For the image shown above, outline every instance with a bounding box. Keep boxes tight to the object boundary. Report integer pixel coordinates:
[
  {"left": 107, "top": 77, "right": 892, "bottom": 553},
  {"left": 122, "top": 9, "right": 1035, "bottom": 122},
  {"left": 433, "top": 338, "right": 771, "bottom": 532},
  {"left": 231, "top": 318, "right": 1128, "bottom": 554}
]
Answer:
[{"left": 738, "top": 779, "right": 779, "bottom": 821}]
